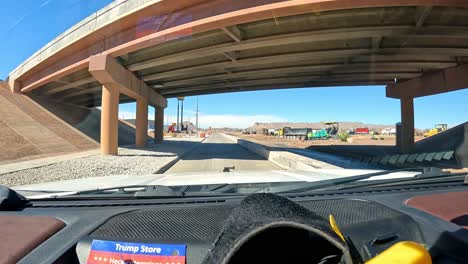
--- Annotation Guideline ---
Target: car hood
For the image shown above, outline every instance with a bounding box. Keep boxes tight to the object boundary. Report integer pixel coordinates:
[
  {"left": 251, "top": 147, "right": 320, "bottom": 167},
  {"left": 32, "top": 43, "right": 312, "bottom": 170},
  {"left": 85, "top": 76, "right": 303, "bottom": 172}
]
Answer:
[{"left": 13, "top": 168, "right": 419, "bottom": 195}]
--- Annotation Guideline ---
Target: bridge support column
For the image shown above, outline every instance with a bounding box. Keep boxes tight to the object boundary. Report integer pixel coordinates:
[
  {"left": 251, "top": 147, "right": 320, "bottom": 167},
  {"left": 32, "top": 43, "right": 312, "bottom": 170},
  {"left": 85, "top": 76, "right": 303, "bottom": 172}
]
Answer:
[
  {"left": 136, "top": 98, "right": 148, "bottom": 148},
  {"left": 154, "top": 106, "right": 164, "bottom": 144},
  {"left": 400, "top": 97, "right": 415, "bottom": 154},
  {"left": 89, "top": 54, "right": 167, "bottom": 155},
  {"left": 100, "top": 84, "right": 120, "bottom": 155}
]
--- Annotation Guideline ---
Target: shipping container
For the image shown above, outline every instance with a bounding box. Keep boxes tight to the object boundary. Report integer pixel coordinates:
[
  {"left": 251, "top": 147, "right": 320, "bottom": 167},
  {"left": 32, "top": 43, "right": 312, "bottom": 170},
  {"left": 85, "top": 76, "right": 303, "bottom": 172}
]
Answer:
[{"left": 355, "top": 127, "right": 369, "bottom": 134}]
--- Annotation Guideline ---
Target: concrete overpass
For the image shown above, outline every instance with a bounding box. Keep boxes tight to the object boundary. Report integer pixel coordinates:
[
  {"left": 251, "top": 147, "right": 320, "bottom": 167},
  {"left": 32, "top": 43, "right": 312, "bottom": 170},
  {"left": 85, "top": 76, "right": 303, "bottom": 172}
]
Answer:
[{"left": 5, "top": 0, "right": 468, "bottom": 155}]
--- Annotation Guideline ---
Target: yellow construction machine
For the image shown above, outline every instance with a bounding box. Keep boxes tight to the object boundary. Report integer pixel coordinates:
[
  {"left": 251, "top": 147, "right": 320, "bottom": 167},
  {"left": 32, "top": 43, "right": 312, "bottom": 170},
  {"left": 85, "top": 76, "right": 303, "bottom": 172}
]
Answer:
[{"left": 423, "top": 124, "right": 448, "bottom": 137}]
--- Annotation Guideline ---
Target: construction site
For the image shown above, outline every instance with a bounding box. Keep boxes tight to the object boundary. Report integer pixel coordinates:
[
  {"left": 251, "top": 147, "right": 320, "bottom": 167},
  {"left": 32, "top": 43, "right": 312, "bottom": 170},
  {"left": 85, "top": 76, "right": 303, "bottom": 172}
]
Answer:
[
  {"left": 233, "top": 120, "right": 467, "bottom": 169},
  {"left": 1, "top": 0, "right": 468, "bottom": 186}
]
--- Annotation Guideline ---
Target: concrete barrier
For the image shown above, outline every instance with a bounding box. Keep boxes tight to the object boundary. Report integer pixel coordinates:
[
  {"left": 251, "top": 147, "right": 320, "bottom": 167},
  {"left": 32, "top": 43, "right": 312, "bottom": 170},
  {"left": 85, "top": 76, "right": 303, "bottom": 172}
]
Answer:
[
  {"left": 221, "top": 134, "right": 341, "bottom": 170},
  {"left": 415, "top": 122, "right": 468, "bottom": 168}
]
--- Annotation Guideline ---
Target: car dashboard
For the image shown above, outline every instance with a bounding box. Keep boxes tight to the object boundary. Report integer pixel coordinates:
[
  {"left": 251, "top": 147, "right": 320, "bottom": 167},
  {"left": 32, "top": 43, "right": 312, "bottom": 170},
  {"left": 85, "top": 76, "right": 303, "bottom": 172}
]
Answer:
[{"left": 1, "top": 182, "right": 467, "bottom": 264}]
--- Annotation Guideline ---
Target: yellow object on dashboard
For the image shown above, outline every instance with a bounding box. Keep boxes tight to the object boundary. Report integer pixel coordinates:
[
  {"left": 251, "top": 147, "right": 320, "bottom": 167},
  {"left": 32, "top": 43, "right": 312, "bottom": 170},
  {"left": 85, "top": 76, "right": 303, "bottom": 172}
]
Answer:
[
  {"left": 329, "top": 215, "right": 345, "bottom": 241},
  {"left": 366, "top": 241, "right": 431, "bottom": 264}
]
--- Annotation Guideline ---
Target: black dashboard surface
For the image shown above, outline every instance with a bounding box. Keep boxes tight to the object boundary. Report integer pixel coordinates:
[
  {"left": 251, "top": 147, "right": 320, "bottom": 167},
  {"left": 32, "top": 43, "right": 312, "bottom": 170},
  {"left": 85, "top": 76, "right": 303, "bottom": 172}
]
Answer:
[
  {"left": 2, "top": 183, "right": 467, "bottom": 264},
  {"left": 78, "top": 198, "right": 423, "bottom": 263}
]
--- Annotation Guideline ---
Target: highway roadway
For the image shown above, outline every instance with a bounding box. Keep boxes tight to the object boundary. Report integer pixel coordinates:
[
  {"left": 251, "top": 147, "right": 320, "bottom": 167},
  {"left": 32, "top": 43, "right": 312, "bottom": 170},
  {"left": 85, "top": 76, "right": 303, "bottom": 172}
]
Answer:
[{"left": 164, "top": 134, "right": 281, "bottom": 173}]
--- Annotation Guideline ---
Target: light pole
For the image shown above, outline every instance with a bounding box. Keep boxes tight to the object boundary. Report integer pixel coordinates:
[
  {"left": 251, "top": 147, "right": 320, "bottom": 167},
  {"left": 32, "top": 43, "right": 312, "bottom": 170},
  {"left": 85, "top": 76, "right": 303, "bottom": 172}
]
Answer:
[
  {"left": 177, "top": 96, "right": 185, "bottom": 132},
  {"left": 181, "top": 98, "right": 184, "bottom": 131},
  {"left": 176, "top": 99, "right": 180, "bottom": 132},
  {"left": 196, "top": 96, "right": 199, "bottom": 137}
]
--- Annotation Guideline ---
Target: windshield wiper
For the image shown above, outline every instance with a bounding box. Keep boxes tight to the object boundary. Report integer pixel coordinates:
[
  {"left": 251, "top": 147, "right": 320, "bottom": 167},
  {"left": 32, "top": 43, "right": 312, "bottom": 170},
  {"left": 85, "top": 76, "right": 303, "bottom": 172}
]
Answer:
[
  {"left": 326, "top": 170, "right": 467, "bottom": 191},
  {"left": 22, "top": 184, "right": 245, "bottom": 199},
  {"left": 18, "top": 185, "right": 182, "bottom": 199},
  {"left": 261, "top": 167, "right": 454, "bottom": 194}
]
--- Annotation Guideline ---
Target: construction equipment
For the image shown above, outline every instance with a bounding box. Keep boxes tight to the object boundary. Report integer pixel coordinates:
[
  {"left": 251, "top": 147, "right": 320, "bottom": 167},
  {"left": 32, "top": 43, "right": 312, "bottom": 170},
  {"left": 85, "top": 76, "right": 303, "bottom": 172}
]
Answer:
[
  {"left": 267, "top": 128, "right": 275, "bottom": 136},
  {"left": 423, "top": 124, "right": 448, "bottom": 137},
  {"left": 167, "top": 123, "right": 176, "bottom": 133},
  {"left": 283, "top": 127, "right": 311, "bottom": 140},
  {"left": 371, "top": 134, "right": 384, "bottom": 140},
  {"left": 307, "top": 129, "right": 329, "bottom": 140},
  {"left": 324, "top": 122, "right": 339, "bottom": 136},
  {"left": 273, "top": 128, "right": 285, "bottom": 137}
]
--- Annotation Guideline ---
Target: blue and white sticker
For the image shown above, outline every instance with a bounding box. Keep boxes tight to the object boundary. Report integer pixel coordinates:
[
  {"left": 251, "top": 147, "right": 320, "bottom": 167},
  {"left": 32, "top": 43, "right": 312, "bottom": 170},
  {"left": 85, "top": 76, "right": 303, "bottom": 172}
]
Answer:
[{"left": 87, "top": 239, "right": 186, "bottom": 264}]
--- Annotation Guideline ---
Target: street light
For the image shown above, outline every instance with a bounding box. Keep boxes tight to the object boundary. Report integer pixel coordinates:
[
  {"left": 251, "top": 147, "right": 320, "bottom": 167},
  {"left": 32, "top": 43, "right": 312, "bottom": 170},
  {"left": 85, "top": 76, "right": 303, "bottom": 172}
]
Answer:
[
  {"left": 196, "top": 96, "right": 199, "bottom": 137},
  {"left": 177, "top": 96, "right": 185, "bottom": 132}
]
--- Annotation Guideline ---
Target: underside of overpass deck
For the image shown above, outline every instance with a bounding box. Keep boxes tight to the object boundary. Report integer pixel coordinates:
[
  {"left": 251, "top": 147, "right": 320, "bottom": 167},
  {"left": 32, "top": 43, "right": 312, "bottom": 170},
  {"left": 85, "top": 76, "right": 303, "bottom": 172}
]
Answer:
[{"left": 6, "top": 0, "right": 468, "bottom": 155}]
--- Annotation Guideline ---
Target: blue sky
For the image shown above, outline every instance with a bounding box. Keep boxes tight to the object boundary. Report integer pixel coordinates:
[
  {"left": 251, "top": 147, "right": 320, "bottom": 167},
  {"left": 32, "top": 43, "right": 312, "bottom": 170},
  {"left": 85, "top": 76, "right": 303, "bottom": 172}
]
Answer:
[{"left": 1, "top": 0, "right": 467, "bottom": 129}]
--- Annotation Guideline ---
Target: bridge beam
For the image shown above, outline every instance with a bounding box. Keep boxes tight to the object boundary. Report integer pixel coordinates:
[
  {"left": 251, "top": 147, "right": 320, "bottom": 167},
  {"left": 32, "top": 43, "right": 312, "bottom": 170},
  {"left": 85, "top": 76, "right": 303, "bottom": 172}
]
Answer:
[
  {"left": 89, "top": 54, "right": 167, "bottom": 108},
  {"left": 386, "top": 63, "right": 468, "bottom": 99},
  {"left": 43, "top": 77, "right": 95, "bottom": 95},
  {"left": 8, "top": 79, "right": 21, "bottom": 94},
  {"left": 89, "top": 54, "right": 167, "bottom": 154}
]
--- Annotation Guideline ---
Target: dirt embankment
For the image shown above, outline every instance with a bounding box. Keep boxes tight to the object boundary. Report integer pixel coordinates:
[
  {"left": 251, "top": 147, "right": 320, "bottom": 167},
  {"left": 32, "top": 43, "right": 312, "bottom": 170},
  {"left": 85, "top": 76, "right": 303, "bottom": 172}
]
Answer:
[{"left": 0, "top": 86, "right": 103, "bottom": 164}]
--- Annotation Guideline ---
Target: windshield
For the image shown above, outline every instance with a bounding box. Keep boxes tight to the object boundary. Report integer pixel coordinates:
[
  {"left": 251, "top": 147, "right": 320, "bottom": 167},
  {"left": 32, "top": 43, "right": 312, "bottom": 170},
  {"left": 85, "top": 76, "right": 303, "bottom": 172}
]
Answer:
[{"left": 0, "top": 0, "right": 467, "bottom": 198}]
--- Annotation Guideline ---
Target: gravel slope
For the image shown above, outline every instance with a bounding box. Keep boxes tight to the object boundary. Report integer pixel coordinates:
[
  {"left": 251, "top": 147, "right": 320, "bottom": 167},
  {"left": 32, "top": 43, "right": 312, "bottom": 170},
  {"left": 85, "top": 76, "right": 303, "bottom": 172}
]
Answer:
[{"left": 0, "top": 140, "right": 200, "bottom": 187}]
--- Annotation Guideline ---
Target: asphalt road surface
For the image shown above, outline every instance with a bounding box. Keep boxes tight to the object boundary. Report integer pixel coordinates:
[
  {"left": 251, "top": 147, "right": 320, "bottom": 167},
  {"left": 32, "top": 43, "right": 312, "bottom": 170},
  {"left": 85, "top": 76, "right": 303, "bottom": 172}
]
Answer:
[{"left": 164, "top": 134, "right": 281, "bottom": 173}]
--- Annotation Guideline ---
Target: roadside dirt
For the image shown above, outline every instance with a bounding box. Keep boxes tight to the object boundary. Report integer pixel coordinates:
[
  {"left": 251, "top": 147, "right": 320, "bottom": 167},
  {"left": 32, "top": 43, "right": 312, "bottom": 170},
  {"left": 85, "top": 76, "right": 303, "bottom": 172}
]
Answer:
[{"left": 233, "top": 133, "right": 424, "bottom": 149}]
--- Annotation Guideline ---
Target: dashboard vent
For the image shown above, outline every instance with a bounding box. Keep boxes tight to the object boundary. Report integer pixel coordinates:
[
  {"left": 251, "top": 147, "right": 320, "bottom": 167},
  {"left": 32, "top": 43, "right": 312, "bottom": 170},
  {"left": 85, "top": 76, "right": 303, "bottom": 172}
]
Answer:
[
  {"left": 31, "top": 198, "right": 229, "bottom": 208},
  {"left": 286, "top": 182, "right": 464, "bottom": 199}
]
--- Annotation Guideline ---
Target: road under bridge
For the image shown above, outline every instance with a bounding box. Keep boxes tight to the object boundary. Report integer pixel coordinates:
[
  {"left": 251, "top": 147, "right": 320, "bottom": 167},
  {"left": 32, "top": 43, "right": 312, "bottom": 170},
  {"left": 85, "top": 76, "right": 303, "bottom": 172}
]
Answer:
[
  {"left": 165, "top": 134, "right": 280, "bottom": 174},
  {"left": 5, "top": 0, "right": 468, "bottom": 155}
]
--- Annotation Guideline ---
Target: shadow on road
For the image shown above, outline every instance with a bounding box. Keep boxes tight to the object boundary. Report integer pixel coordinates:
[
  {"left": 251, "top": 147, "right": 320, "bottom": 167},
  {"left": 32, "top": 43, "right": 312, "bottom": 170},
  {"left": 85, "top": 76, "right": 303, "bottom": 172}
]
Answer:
[
  {"left": 178, "top": 142, "right": 265, "bottom": 161},
  {"left": 307, "top": 145, "right": 399, "bottom": 157}
]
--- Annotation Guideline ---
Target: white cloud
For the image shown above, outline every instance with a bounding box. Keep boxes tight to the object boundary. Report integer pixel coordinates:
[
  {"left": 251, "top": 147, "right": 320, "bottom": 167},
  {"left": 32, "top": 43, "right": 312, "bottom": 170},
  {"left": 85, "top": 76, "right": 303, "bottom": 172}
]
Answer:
[
  {"left": 161, "top": 112, "right": 287, "bottom": 129},
  {"left": 196, "top": 114, "right": 286, "bottom": 129},
  {"left": 39, "top": 0, "right": 52, "bottom": 8},
  {"left": 118, "top": 111, "right": 137, "bottom": 120},
  {"left": 117, "top": 110, "right": 286, "bottom": 129},
  {"left": 118, "top": 111, "right": 157, "bottom": 120}
]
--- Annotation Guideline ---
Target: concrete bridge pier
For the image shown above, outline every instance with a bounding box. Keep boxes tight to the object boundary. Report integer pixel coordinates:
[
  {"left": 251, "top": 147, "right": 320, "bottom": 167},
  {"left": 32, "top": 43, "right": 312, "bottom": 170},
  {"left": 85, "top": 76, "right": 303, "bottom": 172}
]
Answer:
[
  {"left": 399, "top": 97, "right": 415, "bottom": 154},
  {"left": 387, "top": 64, "right": 468, "bottom": 154},
  {"left": 89, "top": 54, "right": 167, "bottom": 155},
  {"left": 136, "top": 98, "right": 149, "bottom": 148},
  {"left": 100, "top": 84, "right": 120, "bottom": 155},
  {"left": 154, "top": 106, "right": 164, "bottom": 144}
]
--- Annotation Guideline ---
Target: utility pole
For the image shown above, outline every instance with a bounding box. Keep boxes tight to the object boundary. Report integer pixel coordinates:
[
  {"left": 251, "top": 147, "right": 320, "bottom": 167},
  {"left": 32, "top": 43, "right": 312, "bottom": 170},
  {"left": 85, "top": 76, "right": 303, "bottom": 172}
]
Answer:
[
  {"left": 181, "top": 99, "right": 184, "bottom": 131},
  {"left": 176, "top": 99, "right": 180, "bottom": 132},
  {"left": 196, "top": 96, "right": 199, "bottom": 137},
  {"left": 177, "top": 96, "right": 185, "bottom": 132}
]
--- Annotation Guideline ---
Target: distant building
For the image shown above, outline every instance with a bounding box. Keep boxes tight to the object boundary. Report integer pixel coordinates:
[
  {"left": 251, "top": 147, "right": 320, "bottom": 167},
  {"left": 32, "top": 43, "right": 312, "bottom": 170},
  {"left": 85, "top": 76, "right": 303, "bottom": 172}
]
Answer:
[{"left": 381, "top": 128, "right": 396, "bottom": 135}]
